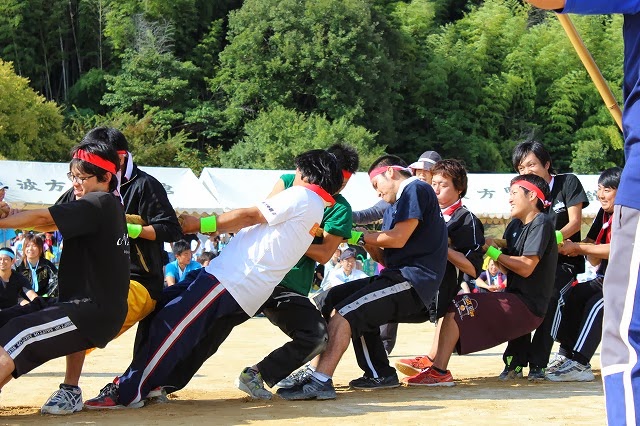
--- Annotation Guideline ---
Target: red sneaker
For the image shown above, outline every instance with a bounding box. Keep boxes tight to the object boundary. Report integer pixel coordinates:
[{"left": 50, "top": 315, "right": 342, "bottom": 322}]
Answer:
[
  {"left": 395, "top": 355, "right": 433, "bottom": 376},
  {"left": 402, "top": 367, "right": 455, "bottom": 387},
  {"left": 84, "top": 383, "right": 144, "bottom": 410}
]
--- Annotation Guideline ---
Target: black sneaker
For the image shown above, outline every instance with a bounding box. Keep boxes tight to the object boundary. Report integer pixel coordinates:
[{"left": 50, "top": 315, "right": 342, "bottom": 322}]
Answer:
[
  {"left": 349, "top": 374, "right": 400, "bottom": 390},
  {"left": 498, "top": 365, "right": 523, "bottom": 381},
  {"left": 276, "top": 376, "right": 336, "bottom": 400},
  {"left": 528, "top": 367, "right": 546, "bottom": 382}
]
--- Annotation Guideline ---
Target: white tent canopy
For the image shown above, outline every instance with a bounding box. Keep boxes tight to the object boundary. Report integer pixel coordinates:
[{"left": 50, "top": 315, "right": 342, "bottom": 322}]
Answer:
[
  {"left": 200, "top": 168, "right": 602, "bottom": 222},
  {"left": 0, "top": 160, "right": 220, "bottom": 215}
]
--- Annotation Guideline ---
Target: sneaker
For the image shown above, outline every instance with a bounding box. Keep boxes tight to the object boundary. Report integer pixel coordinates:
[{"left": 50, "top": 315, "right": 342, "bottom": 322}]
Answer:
[
  {"left": 401, "top": 367, "right": 455, "bottom": 387},
  {"left": 276, "top": 366, "right": 312, "bottom": 388},
  {"left": 527, "top": 367, "right": 546, "bottom": 381},
  {"left": 395, "top": 355, "right": 433, "bottom": 376},
  {"left": 546, "top": 359, "right": 595, "bottom": 382},
  {"left": 546, "top": 353, "right": 568, "bottom": 375},
  {"left": 276, "top": 376, "right": 336, "bottom": 400},
  {"left": 235, "top": 367, "right": 273, "bottom": 400},
  {"left": 41, "top": 384, "right": 83, "bottom": 415},
  {"left": 349, "top": 374, "right": 400, "bottom": 390},
  {"left": 146, "top": 387, "right": 169, "bottom": 404},
  {"left": 84, "top": 382, "right": 144, "bottom": 410},
  {"left": 498, "top": 365, "right": 523, "bottom": 381}
]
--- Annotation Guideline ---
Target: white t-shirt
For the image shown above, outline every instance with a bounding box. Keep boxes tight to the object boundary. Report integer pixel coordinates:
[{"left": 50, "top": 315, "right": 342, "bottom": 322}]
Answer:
[
  {"left": 206, "top": 185, "right": 324, "bottom": 316},
  {"left": 323, "top": 268, "right": 369, "bottom": 291}
]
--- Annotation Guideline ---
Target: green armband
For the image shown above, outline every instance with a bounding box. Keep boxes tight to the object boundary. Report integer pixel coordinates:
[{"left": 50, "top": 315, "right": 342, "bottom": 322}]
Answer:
[
  {"left": 127, "top": 223, "right": 143, "bottom": 239},
  {"left": 200, "top": 215, "right": 217, "bottom": 233},
  {"left": 486, "top": 245, "right": 502, "bottom": 261},
  {"left": 555, "top": 230, "right": 564, "bottom": 244},
  {"left": 347, "top": 231, "right": 363, "bottom": 245}
]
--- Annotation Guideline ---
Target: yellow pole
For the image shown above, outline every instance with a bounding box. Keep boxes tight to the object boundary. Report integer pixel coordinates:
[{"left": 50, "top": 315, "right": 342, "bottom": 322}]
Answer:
[{"left": 556, "top": 13, "right": 623, "bottom": 131}]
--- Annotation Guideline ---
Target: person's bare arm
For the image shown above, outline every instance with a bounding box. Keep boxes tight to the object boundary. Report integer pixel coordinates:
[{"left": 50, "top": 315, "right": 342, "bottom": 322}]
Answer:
[
  {"left": 448, "top": 249, "right": 477, "bottom": 277},
  {"left": 497, "top": 254, "right": 540, "bottom": 278},
  {"left": 362, "top": 219, "right": 419, "bottom": 249},
  {"left": 267, "top": 179, "right": 286, "bottom": 199},
  {"left": 0, "top": 209, "right": 56, "bottom": 231},
  {"left": 525, "top": 0, "right": 565, "bottom": 9},
  {"left": 165, "top": 275, "right": 176, "bottom": 286},
  {"left": 181, "top": 207, "right": 267, "bottom": 235},
  {"left": 558, "top": 203, "right": 583, "bottom": 240},
  {"left": 364, "top": 245, "right": 384, "bottom": 265},
  {"left": 305, "top": 233, "right": 344, "bottom": 264},
  {"left": 474, "top": 277, "right": 492, "bottom": 291}
]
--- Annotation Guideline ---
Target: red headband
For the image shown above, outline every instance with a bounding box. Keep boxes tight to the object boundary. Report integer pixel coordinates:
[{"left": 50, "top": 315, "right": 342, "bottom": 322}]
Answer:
[
  {"left": 73, "top": 149, "right": 117, "bottom": 175},
  {"left": 368, "top": 166, "right": 410, "bottom": 182},
  {"left": 116, "top": 150, "right": 128, "bottom": 155},
  {"left": 342, "top": 170, "right": 353, "bottom": 179},
  {"left": 513, "top": 180, "right": 550, "bottom": 207},
  {"left": 304, "top": 184, "right": 336, "bottom": 207}
]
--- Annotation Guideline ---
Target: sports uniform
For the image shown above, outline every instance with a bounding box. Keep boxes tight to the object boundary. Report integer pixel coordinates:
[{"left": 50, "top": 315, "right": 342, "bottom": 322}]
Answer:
[
  {"left": 317, "top": 177, "right": 448, "bottom": 380},
  {"left": 553, "top": 208, "right": 610, "bottom": 370},
  {"left": 502, "top": 173, "right": 588, "bottom": 372},
  {"left": 0, "top": 191, "right": 130, "bottom": 377},
  {"left": 107, "top": 185, "right": 326, "bottom": 406},
  {"left": 433, "top": 201, "right": 485, "bottom": 320}
]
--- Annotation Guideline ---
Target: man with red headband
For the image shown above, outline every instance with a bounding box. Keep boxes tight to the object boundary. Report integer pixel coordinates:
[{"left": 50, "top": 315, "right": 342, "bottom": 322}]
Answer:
[
  {"left": 40, "top": 127, "right": 183, "bottom": 415},
  {"left": 233, "top": 143, "right": 358, "bottom": 399},
  {"left": 0, "top": 139, "right": 130, "bottom": 400},
  {"left": 279, "top": 154, "right": 447, "bottom": 400},
  {"left": 400, "top": 173, "right": 557, "bottom": 386}
]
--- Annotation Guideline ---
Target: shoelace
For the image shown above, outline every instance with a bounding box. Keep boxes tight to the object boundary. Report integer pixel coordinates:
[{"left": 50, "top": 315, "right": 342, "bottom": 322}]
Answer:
[{"left": 47, "top": 388, "right": 80, "bottom": 407}]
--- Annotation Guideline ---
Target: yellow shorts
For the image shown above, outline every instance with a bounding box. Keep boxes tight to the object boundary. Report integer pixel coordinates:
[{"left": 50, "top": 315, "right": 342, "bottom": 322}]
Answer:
[{"left": 86, "top": 280, "right": 156, "bottom": 354}]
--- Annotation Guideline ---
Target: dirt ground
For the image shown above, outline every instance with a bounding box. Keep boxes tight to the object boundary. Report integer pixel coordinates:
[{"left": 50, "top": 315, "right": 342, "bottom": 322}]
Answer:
[{"left": 0, "top": 319, "right": 605, "bottom": 425}]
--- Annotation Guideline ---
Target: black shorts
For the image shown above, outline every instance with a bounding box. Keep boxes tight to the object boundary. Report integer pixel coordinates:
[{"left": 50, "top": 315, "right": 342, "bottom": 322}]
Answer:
[
  {"left": 449, "top": 293, "right": 543, "bottom": 355},
  {"left": 321, "top": 269, "right": 429, "bottom": 338},
  {"left": 0, "top": 305, "right": 92, "bottom": 378}
]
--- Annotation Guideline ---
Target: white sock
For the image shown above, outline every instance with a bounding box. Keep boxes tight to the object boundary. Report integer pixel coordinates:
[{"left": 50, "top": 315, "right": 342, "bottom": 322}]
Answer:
[{"left": 311, "top": 371, "right": 331, "bottom": 382}]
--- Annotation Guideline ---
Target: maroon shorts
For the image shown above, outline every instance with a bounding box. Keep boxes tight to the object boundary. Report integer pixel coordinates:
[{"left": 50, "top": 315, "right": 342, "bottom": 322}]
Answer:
[{"left": 448, "top": 293, "right": 543, "bottom": 355}]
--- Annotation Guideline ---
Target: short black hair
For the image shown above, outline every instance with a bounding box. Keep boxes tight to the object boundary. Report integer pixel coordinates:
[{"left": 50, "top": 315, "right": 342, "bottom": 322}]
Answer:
[
  {"left": 510, "top": 173, "right": 550, "bottom": 212},
  {"left": 172, "top": 240, "right": 191, "bottom": 256},
  {"left": 294, "top": 149, "right": 342, "bottom": 196},
  {"left": 431, "top": 159, "right": 468, "bottom": 198},
  {"left": 512, "top": 139, "right": 555, "bottom": 175},
  {"left": 368, "top": 155, "right": 412, "bottom": 178},
  {"left": 70, "top": 138, "right": 120, "bottom": 192},
  {"left": 598, "top": 167, "right": 622, "bottom": 189},
  {"left": 327, "top": 143, "right": 359, "bottom": 174},
  {"left": 84, "top": 127, "right": 130, "bottom": 152}
]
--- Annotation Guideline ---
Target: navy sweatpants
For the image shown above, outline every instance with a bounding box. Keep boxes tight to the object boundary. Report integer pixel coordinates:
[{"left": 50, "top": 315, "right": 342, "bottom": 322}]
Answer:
[{"left": 117, "top": 269, "right": 249, "bottom": 406}]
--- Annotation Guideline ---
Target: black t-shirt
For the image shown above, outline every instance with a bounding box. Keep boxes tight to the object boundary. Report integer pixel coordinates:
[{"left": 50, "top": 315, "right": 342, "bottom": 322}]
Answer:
[
  {"left": 505, "top": 212, "right": 557, "bottom": 317},
  {"left": 548, "top": 174, "right": 589, "bottom": 273},
  {"left": 382, "top": 178, "right": 448, "bottom": 308},
  {"left": 436, "top": 206, "right": 485, "bottom": 317},
  {"left": 49, "top": 191, "right": 130, "bottom": 348},
  {"left": 586, "top": 208, "right": 610, "bottom": 276},
  {"left": 0, "top": 273, "right": 33, "bottom": 309}
]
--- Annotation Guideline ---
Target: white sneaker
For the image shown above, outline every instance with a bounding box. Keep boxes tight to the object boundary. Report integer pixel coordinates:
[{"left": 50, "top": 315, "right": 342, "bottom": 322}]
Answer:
[
  {"left": 41, "top": 384, "right": 83, "bottom": 415},
  {"left": 546, "top": 353, "right": 567, "bottom": 374},
  {"left": 546, "top": 359, "right": 595, "bottom": 382}
]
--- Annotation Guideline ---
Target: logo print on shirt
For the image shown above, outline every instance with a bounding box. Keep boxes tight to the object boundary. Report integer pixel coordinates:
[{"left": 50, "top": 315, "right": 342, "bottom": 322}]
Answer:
[
  {"left": 309, "top": 222, "right": 320, "bottom": 237},
  {"left": 453, "top": 295, "right": 478, "bottom": 320}
]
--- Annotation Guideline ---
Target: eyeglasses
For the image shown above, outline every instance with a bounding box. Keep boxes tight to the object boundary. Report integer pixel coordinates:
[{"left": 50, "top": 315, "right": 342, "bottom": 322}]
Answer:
[{"left": 67, "top": 172, "right": 95, "bottom": 184}]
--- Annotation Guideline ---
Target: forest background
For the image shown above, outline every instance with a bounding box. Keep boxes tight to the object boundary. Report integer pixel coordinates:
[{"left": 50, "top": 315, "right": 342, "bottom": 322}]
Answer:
[{"left": 0, "top": 0, "right": 626, "bottom": 174}]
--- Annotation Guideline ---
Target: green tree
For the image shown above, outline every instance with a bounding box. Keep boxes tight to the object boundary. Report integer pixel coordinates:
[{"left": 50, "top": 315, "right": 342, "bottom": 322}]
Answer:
[
  {"left": 220, "top": 106, "right": 385, "bottom": 170},
  {"left": 213, "top": 0, "right": 398, "bottom": 146},
  {"left": 0, "top": 59, "right": 72, "bottom": 161}
]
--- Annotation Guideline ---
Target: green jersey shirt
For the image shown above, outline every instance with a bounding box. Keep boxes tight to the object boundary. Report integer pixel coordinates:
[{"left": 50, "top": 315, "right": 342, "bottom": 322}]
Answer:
[{"left": 279, "top": 174, "right": 352, "bottom": 295}]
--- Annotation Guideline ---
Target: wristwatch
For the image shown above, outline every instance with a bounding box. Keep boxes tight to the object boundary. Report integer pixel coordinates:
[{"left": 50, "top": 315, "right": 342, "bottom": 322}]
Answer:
[{"left": 357, "top": 233, "right": 366, "bottom": 247}]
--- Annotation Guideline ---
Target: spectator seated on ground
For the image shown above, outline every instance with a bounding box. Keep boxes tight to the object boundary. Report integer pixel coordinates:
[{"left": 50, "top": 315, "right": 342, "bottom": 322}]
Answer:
[
  {"left": 164, "top": 240, "right": 201, "bottom": 286},
  {"left": 474, "top": 258, "right": 507, "bottom": 293}
]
